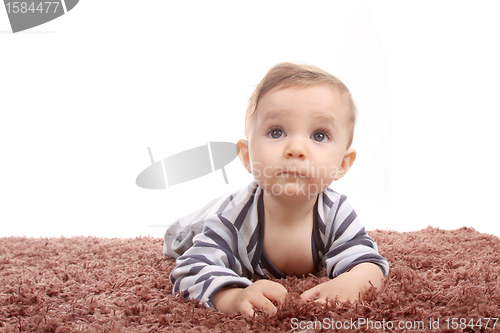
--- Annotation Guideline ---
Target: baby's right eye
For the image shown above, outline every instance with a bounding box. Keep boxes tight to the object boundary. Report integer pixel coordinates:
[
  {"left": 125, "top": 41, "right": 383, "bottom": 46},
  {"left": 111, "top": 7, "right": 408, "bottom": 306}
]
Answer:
[{"left": 268, "top": 128, "right": 285, "bottom": 139}]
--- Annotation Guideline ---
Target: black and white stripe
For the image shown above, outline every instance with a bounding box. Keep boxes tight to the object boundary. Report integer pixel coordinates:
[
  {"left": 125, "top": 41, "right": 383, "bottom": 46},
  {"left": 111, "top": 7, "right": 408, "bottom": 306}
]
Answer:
[{"left": 166, "top": 181, "right": 389, "bottom": 308}]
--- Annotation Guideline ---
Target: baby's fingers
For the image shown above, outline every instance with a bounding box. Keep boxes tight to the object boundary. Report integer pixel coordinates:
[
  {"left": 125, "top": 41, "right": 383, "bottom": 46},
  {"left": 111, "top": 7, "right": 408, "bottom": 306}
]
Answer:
[
  {"left": 239, "top": 301, "right": 256, "bottom": 320},
  {"left": 248, "top": 294, "right": 278, "bottom": 318},
  {"left": 261, "top": 284, "right": 288, "bottom": 305},
  {"left": 300, "top": 285, "right": 321, "bottom": 302}
]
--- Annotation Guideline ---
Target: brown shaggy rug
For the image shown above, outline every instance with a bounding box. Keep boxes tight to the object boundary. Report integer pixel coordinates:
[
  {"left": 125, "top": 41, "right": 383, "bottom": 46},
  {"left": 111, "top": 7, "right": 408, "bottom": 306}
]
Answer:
[{"left": 1, "top": 227, "right": 499, "bottom": 332}]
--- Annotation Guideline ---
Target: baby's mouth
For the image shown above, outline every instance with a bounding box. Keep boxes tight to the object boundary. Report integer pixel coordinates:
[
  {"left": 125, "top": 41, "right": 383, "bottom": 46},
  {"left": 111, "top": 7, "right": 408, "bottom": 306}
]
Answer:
[{"left": 276, "top": 170, "right": 308, "bottom": 178}]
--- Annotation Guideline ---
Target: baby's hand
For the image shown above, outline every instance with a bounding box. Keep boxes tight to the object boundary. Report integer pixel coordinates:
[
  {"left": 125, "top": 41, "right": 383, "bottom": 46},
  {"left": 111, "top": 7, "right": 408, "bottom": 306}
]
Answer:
[
  {"left": 300, "top": 263, "right": 383, "bottom": 304},
  {"left": 300, "top": 272, "right": 362, "bottom": 303},
  {"left": 213, "top": 280, "right": 288, "bottom": 319}
]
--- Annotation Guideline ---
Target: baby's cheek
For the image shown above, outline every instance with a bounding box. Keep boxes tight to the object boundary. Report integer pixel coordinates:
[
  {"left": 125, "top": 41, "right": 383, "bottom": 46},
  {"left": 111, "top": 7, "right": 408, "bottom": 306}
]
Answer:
[
  {"left": 252, "top": 169, "right": 276, "bottom": 191},
  {"left": 305, "top": 179, "right": 331, "bottom": 196},
  {"left": 309, "top": 166, "right": 337, "bottom": 186}
]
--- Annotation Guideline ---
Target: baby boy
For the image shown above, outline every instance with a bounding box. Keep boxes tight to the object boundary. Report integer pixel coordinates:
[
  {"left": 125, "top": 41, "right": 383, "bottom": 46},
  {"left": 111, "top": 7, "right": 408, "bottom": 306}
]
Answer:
[{"left": 164, "top": 62, "right": 389, "bottom": 319}]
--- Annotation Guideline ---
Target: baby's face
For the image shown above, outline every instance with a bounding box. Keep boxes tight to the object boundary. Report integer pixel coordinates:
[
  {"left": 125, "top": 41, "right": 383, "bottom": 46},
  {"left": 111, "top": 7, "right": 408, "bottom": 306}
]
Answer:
[{"left": 242, "top": 84, "right": 355, "bottom": 198}]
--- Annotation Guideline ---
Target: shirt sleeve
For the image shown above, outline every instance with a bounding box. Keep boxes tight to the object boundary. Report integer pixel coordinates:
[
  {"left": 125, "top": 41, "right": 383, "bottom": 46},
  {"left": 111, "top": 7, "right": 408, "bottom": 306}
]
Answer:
[
  {"left": 322, "top": 195, "right": 389, "bottom": 278},
  {"left": 169, "top": 213, "right": 253, "bottom": 308}
]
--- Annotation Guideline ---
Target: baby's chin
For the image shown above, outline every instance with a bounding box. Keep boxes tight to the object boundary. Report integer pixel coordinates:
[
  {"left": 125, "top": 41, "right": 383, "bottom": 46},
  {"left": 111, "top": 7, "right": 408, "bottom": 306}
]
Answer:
[{"left": 259, "top": 179, "right": 329, "bottom": 200}]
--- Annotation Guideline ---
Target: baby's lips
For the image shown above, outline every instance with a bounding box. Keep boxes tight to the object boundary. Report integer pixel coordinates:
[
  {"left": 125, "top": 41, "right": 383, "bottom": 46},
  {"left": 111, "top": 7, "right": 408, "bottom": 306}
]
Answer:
[
  {"left": 5, "top": 0, "right": 79, "bottom": 33},
  {"left": 276, "top": 169, "right": 308, "bottom": 178}
]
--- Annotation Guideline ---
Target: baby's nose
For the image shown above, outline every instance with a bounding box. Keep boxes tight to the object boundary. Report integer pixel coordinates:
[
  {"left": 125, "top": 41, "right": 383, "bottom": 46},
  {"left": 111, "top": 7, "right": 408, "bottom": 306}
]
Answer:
[{"left": 285, "top": 138, "right": 307, "bottom": 160}]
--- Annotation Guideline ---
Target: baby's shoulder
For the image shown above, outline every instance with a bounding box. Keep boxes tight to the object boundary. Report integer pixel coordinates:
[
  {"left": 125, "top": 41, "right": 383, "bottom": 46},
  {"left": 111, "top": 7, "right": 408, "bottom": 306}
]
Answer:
[
  {"left": 320, "top": 187, "right": 347, "bottom": 206},
  {"left": 205, "top": 181, "right": 261, "bottom": 223}
]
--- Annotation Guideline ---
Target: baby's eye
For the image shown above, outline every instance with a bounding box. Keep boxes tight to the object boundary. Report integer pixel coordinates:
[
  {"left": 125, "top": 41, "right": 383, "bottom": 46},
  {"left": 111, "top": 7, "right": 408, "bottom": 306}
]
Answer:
[
  {"left": 311, "top": 131, "right": 329, "bottom": 143},
  {"left": 268, "top": 128, "right": 285, "bottom": 139}
]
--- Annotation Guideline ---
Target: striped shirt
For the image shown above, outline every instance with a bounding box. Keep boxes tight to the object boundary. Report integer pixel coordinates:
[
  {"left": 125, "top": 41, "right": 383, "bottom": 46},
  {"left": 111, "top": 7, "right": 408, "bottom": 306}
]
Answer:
[{"left": 164, "top": 181, "right": 389, "bottom": 308}]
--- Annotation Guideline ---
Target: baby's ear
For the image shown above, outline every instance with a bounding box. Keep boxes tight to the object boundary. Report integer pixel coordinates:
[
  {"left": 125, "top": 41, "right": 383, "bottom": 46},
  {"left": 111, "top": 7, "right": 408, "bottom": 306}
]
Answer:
[
  {"left": 334, "top": 149, "right": 356, "bottom": 180},
  {"left": 236, "top": 139, "right": 251, "bottom": 173}
]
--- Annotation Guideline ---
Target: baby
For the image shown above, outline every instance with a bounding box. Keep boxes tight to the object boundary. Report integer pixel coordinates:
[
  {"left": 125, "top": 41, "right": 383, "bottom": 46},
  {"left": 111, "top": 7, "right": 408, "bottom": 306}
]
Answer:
[{"left": 164, "top": 62, "right": 389, "bottom": 319}]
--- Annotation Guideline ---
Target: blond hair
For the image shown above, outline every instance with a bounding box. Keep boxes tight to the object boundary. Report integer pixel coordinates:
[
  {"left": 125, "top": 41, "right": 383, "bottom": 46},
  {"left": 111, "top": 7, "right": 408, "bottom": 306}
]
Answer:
[{"left": 245, "top": 62, "right": 357, "bottom": 148}]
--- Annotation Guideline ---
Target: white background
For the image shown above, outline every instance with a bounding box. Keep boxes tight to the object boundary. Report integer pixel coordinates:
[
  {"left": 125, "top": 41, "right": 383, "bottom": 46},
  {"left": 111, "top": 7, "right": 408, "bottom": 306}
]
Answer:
[{"left": 1, "top": 1, "right": 499, "bottom": 238}]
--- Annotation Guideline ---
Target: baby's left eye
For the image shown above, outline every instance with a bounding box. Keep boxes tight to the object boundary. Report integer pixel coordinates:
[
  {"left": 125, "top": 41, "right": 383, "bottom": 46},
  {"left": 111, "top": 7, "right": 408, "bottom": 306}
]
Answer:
[{"left": 311, "top": 131, "right": 329, "bottom": 143}]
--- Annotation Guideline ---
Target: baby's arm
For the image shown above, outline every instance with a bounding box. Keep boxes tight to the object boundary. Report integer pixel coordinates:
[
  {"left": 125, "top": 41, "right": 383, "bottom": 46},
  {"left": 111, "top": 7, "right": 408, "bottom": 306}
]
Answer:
[
  {"left": 213, "top": 280, "right": 288, "bottom": 319},
  {"left": 301, "top": 194, "right": 389, "bottom": 303},
  {"left": 170, "top": 215, "right": 255, "bottom": 308},
  {"left": 301, "top": 262, "right": 383, "bottom": 303}
]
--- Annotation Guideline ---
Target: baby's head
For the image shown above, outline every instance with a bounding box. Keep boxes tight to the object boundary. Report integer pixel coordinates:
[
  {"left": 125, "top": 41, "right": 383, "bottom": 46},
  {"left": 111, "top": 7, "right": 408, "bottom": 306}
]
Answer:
[
  {"left": 245, "top": 62, "right": 357, "bottom": 148},
  {"left": 239, "top": 62, "right": 358, "bottom": 198}
]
